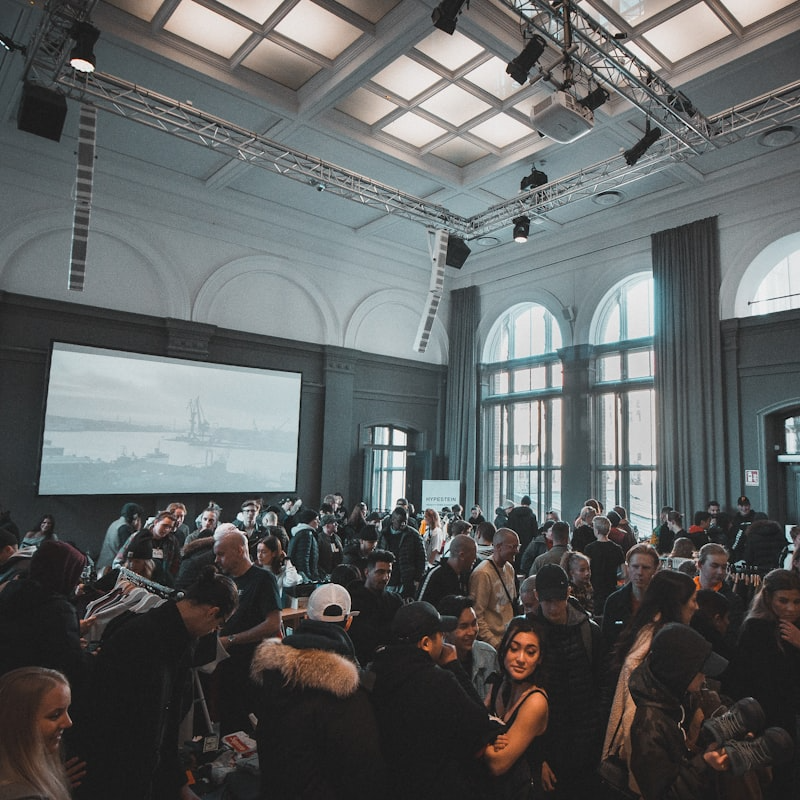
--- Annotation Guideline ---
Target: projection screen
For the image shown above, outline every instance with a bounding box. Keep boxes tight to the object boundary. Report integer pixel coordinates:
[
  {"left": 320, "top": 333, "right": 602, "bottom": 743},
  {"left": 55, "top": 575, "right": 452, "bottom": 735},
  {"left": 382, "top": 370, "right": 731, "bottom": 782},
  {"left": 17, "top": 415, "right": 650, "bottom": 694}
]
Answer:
[{"left": 37, "top": 342, "right": 301, "bottom": 496}]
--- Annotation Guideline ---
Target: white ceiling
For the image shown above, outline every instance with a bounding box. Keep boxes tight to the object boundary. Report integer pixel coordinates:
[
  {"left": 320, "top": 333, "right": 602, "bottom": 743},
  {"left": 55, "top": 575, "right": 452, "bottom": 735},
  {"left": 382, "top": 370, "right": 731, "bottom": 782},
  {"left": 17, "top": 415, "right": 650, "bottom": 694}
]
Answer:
[{"left": 1, "top": 0, "right": 800, "bottom": 264}]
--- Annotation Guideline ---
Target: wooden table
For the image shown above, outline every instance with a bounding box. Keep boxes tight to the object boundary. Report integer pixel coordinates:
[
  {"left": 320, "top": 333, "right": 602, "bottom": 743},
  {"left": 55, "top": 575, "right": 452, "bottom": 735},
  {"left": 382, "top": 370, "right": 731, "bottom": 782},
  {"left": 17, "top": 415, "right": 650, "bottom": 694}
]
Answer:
[{"left": 281, "top": 607, "right": 307, "bottom": 632}]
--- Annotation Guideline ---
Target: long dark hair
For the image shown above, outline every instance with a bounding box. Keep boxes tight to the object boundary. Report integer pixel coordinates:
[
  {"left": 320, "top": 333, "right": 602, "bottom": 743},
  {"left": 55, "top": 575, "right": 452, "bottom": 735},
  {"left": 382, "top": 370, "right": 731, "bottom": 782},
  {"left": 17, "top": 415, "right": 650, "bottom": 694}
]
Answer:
[
  {"left": 497, "top": 615, "right": 547, "bottom": 684},
  {"left": 747, "top": 569, "right": 800, "bottom": 621},
  {"left": 613, "top": 569, "right": 696, "bottom": 668},
  {"left": 259, "top": 535, "right": 286, "bottom": 573}
]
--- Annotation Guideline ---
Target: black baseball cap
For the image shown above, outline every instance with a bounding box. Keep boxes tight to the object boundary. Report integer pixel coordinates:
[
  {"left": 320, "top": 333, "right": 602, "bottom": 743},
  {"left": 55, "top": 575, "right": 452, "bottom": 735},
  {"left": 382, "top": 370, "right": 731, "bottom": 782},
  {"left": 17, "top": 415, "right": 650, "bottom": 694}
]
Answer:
[
  {"left": 535, "top": 564, "right": 570, "bottom": 601},
  {"left": 391, "top": 601, "right": 458, "bottom": 642}
]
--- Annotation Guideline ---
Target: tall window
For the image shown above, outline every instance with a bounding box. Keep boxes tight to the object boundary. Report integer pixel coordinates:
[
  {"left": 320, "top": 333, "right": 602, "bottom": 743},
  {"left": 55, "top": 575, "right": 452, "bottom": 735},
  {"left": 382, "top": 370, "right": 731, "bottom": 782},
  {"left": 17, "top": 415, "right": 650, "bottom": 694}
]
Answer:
[
  {"left": 364, "top": 425, "right": 408, "bottom": 513},
  {"left": 593, "top": 275, "right": 655, "bottom": 534},
  {"left": 482, "top": 304, "right": 563, "bottom": 520},
  {"left": 750, "top": 247, "right": 800, "bottom": 315}
]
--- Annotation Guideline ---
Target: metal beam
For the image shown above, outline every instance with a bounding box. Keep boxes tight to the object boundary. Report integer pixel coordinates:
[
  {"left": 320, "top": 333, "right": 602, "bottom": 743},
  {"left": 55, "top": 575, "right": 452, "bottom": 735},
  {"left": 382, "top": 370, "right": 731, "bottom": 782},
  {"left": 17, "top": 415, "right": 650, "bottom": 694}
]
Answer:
[
  {"left": 19, "top": 0, "right": 800, "bottom": 242},
  {"left": 496, "top": 1, "right": 715, "bottom": 150}
]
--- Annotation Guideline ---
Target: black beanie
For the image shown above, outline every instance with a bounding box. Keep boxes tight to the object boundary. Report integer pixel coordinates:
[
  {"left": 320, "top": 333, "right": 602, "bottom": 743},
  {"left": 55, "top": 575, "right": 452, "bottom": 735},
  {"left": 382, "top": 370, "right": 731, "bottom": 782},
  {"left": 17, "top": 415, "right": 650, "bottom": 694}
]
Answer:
[{"left": 649, "top": 622, "right": 727, "bottom": 697}]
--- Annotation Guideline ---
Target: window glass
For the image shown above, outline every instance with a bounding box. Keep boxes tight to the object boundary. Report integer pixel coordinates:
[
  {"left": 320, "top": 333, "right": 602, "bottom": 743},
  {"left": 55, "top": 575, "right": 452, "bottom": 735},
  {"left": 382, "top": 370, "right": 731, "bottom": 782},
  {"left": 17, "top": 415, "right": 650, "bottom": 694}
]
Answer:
[
  {"left": 751, "top": 249, "right": 800, "bottom": 315},
  {"left": 366, "top": 424, "right": 408, "bottom": 511},
  {"left": 627, "top": 349, "right": 653, "bottom": 379},
  {"left": 786, "top": 416, "right": 800, "bottom": 455},
  {"left": 482, "top": 303, "right": 563, "bottom": 519},
  {"left": 592, "top": 274, "right": 655, "bottom": 534},
  {"left": 625, "top": 277, "right": 654, "bottom": 339},
  {"left": 599, "top": 354, "right": 621, "bottom": 382},
  {"left": 627, "top": 389, "right": 655, "bottom": 465}
]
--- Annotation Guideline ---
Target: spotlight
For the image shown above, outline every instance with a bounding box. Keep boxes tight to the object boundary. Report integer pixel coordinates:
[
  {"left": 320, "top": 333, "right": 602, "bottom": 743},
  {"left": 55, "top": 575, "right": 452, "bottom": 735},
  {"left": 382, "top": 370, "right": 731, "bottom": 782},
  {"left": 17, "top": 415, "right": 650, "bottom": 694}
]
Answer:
[
  {"left": 69, "top": 22, "right": 100, "bottom": 73},
  {"left": 520, "top": 166, "right": 548, "bottom": 192},
  {"left": 506, "top": 34, "right": 546, "bottom": 85},
  {"left": 623, "top": 124, "right": 662, "bottom": 166},
  {"left": 580, "top": 86, "right": 609, "bottom": 112},
  {"left": 432, "top": 0, "right": 468, "bottom": 35},
  {"left": 513, "top": 216, "right": 530, "bottom": 243}
]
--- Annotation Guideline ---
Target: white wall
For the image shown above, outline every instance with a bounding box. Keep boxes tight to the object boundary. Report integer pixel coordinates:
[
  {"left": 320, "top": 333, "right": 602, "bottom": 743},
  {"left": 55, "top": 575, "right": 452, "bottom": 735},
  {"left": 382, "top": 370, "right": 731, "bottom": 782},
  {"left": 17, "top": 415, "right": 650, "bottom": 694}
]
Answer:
[{"left": 2, "top": 123, "right": 799, "bottom": 366}]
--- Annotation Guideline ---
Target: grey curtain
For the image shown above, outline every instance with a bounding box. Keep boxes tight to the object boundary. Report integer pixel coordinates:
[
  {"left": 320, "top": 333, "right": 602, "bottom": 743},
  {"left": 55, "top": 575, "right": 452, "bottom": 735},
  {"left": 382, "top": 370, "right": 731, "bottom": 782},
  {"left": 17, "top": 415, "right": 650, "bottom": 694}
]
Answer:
[
  {"left": 444, "top": 286, "right": 479, "bottom": 504},
  {"left": 652, "top": 216, "right": 724, "bottom": 515}
]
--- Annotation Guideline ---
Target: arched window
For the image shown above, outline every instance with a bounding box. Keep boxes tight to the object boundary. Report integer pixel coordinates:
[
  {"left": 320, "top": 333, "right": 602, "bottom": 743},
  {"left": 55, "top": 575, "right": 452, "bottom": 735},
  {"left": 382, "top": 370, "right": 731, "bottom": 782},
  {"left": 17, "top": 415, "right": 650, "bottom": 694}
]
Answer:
[
  {"left": 749, "top": 248, "right": 800, "bottom": 315},
  {"left": 592, "top": 274, "right": 655, "bottom": 534},
  {"left": 481, "top": 303, "right": 563, "bottom": 519},
  {"left": 364, "top": 424, "right": 409, "bottom": 513}
]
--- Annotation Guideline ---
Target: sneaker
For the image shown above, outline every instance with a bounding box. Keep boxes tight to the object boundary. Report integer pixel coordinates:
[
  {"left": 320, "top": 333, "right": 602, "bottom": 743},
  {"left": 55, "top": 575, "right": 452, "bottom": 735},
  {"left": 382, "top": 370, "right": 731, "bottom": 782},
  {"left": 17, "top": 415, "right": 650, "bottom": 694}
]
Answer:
[
  {"left": 723, "top": 726, "right": 794, "bottom": 777},
  {"left": 701, "top": 697, "right": 765, "bottom": 745}
]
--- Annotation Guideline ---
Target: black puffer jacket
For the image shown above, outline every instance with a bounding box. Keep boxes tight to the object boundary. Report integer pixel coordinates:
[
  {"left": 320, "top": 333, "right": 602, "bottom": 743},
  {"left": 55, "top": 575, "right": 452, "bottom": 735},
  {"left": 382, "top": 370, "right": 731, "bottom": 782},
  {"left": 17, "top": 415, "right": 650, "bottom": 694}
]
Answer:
[
  {"left": 742, "top": 520, "right": 785, "bottom": 572},
  {"left": 628, "top": 658, "right": 710, "bottom": 800},
  {"left": 535, "top": 603, "right": 605, "bottom": 775},
  {"left": 369, "top": 643, "right": 499, "bottom": 800},
  {"left": 377, "top": 527, "right": 426, "bottom": 598},
  {"left": 250, "top": 622, "right": 387, "bottom": 799}
]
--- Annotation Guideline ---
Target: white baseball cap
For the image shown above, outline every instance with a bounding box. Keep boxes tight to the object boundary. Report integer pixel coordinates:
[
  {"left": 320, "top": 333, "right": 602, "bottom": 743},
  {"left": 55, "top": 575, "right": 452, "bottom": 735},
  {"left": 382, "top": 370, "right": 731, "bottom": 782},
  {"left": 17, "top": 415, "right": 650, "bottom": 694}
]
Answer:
[{"left": 306, "top": 583, "right": 359, "bottom": 623}]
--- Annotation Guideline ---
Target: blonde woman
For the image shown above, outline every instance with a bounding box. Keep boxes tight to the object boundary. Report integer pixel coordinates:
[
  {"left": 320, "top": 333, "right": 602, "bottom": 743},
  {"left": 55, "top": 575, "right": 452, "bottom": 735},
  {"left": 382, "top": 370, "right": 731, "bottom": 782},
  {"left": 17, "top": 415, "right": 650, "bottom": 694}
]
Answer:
[
  {"left": 422, "top": 508, "right": 445, "bottom": 566},
  {"left": 0, "top": 667, "right": 77, "bottom": 800}
]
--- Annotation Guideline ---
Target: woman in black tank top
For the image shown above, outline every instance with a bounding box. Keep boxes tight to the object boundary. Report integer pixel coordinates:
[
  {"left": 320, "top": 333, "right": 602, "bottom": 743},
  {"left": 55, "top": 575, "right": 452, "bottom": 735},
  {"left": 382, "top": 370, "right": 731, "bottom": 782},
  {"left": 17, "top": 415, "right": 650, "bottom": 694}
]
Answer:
[{"left": 483, "top": 616, "right": 549, "bottom": 799}]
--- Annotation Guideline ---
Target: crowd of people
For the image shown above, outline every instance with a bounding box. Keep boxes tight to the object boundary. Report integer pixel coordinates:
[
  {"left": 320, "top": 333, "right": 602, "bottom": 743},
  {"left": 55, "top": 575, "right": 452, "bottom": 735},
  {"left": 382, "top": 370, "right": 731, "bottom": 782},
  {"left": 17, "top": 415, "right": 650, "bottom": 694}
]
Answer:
[{"left": 0, "top": 492, "right": 798, "bottom": 800}]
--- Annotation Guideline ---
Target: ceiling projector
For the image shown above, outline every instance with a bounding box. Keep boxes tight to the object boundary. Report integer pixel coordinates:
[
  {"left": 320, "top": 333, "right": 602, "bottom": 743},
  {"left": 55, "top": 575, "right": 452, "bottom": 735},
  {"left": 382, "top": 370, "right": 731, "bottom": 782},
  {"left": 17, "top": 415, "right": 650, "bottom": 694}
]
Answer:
[{"left": 531, "top": 91, "right": 594, "bottom": 143}]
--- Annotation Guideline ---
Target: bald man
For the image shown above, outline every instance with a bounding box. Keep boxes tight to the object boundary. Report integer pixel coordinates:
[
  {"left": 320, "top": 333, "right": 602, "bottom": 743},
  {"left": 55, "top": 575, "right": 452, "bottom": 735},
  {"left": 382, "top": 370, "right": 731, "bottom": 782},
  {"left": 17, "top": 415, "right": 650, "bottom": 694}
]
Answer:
[
  {"left": 468, "top": 528, "right": 520, "bottom": 648},
  {"left": 416, "top": 533, "right": 477, "bottom": 607}
]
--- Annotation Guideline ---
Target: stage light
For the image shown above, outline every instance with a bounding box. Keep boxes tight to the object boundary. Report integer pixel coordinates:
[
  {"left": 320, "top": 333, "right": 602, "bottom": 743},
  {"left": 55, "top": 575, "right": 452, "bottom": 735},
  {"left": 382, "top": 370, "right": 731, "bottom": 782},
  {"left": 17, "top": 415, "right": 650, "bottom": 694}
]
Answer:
[
  {"left": 580, "top": 86, "right": 609, "bottom": 112},
  {"left": 520, "top": 166, "right": 548, "bottom": 192},
  {"left": 432, "top": 0, "right": 468, "bottom": 35},
  {"left": 513, "top": 216, "right": 530, "bottom": 243},
  {"left": 506, "top": 34, "right": 546, "bottom": 85},
  {"left": 623, "top": 124, "right": 662, "bottom": 166},
  {"left": 70, "top": 22, "right": 100, "bottom": 74}
]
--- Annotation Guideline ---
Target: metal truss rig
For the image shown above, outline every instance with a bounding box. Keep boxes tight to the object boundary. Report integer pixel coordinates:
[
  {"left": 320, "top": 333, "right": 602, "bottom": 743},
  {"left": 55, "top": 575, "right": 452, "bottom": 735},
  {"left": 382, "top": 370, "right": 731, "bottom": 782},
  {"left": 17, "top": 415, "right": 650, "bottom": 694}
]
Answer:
[
  {"left": 498, "top": 0, "right": 716, "bottom": 151},
  {"left": 21, "top": 0, "right": 800, "bottom": 241}
]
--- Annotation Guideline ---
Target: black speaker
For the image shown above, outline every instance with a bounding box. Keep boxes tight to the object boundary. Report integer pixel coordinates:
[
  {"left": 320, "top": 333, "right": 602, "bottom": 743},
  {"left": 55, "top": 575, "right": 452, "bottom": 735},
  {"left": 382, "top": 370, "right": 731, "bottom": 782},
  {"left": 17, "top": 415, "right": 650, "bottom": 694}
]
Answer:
[
  {"left": 17, "top": 82, "right": 68, "bottom": 142},
  {"left": 445, "top": 235, "right": 471, "bottom": 269}
]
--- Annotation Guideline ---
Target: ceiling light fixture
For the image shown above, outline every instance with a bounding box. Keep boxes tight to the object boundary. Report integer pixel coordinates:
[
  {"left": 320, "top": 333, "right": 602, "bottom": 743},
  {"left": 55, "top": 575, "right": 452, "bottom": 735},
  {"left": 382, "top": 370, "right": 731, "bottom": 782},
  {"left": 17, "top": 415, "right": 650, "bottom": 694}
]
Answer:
[
  {"left": 513, "top": 216, "right": 530, "bottom": 243},
  {"left": 431, "top": 0, "right": 468, "bottom": 35},
  {"left": 623, "top": 122, "right": 662, "bottom": 166},
  {"left": 592, "top": 190, "right": 623, "bottom": 206},
  {"left": 757, "top": 125, "right": 797, "bottom": 148},
  {"left": 520, "top": 165, "right": 548, "bottom": 192},
  {"left": 580, "top": 86, "right": 609, "bottom": 112},
  {"left": 506, "top": 34, "right": 546, "bottom": 85},
  {"left": 69, "top": 22, "right": 100, "bottom": 74}
]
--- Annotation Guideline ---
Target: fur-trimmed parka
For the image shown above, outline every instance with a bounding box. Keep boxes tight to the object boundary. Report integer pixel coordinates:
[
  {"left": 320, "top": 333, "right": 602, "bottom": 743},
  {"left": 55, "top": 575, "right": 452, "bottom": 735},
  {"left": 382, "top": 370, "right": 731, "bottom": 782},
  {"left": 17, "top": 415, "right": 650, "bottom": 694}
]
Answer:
[{"left": 250, "top": 626, "right": 387, "bottom": 799}]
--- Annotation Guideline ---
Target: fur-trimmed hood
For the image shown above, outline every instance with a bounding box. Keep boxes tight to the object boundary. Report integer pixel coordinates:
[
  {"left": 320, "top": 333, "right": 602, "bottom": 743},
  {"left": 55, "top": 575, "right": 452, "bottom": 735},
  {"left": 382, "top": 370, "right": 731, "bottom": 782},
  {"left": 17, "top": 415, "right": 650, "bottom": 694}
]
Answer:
[{"left": 251, "top": 637, "right": 359, "bottom": 698}]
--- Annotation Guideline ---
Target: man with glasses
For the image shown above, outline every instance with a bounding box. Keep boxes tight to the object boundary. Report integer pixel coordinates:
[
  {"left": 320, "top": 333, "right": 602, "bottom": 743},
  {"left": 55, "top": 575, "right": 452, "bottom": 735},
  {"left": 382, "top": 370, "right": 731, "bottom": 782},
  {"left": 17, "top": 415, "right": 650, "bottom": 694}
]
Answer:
[
  {"left": 233, "top": 498, "right": 264, "bottom": 547},
  {"left": 468, "top": 528, "right": 520, "bottom": 648}
]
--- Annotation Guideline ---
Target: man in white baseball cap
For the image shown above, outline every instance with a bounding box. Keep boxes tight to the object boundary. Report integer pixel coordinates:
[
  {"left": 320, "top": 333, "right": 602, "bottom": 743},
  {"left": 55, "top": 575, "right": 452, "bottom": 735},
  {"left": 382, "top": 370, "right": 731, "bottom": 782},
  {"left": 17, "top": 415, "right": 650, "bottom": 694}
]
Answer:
[{"left": 306, "top": 582, "right": 360, "bottom": 625}]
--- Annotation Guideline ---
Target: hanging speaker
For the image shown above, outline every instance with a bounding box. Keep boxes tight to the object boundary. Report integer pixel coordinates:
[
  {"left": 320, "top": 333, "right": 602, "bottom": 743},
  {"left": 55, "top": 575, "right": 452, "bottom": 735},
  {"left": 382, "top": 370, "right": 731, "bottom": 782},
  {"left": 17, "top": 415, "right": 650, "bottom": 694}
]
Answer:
[
  {"left": 445, "top": 236, "right": 471, "bottom": 269},
  {"left": 17, "top": 82, "right": 67, "bottom": 142}
]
